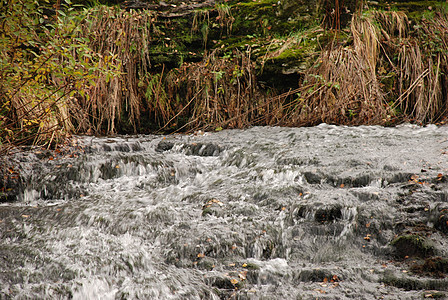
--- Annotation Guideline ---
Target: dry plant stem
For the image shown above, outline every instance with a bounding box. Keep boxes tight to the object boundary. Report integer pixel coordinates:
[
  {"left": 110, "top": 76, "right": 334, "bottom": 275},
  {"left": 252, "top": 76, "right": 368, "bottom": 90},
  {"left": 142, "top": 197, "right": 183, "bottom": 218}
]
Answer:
[{"left": 156, "top": 87, "right": 204, "bottom": 133}]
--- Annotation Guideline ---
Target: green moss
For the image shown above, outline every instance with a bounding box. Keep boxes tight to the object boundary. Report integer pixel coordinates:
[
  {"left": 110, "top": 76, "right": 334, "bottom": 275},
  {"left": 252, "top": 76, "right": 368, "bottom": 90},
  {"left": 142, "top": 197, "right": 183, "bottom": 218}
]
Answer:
[
  {"left": 243, "top": 262, "right": 260, "bottom": 270},
  {"left": 231, "top": 0, "right": 302, "bottom": 36},
  {"left": 390, "top": 234, "right": 435, "bottom": 259}
]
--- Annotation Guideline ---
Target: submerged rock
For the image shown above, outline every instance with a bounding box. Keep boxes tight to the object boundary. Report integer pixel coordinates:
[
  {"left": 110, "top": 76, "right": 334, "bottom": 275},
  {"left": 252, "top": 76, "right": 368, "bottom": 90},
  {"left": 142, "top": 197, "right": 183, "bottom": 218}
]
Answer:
[
  {"left": 184, "top": 143, "right": 222, "bottom": 156},
  {"left": 155, "top": 140, "right": 174, "bottom": 152}
]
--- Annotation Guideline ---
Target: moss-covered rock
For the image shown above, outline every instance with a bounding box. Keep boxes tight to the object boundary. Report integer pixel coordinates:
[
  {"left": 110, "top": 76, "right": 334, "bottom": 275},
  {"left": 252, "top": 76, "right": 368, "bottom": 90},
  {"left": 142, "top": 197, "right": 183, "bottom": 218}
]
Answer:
[{"left": 390, "top": 234, "right": 435, "bottom": 259}]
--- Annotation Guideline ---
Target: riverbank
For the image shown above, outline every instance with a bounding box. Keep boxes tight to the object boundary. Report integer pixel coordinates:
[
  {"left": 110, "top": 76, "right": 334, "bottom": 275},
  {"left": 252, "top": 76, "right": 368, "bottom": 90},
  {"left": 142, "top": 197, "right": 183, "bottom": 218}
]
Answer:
[{"left": 1, "top": 0, "right": 448, "bottom": 151}]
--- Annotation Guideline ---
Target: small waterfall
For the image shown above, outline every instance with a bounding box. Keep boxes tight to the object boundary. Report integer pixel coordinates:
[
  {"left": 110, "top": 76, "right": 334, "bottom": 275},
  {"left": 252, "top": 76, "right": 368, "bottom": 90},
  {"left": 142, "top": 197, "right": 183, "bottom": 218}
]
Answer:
[{"left": 2, "top": 125, "right": 448, "bottom": 299}]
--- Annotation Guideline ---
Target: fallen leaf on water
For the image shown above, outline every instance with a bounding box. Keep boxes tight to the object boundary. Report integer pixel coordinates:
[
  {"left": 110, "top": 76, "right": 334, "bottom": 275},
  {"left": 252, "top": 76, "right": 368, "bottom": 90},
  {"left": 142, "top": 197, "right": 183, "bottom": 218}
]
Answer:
[
  {"left": 331, "top": 282, "right": 340, "bottom": 288},
  {"left": 238, "top": 272, "right": 246, "bottom": 280}
]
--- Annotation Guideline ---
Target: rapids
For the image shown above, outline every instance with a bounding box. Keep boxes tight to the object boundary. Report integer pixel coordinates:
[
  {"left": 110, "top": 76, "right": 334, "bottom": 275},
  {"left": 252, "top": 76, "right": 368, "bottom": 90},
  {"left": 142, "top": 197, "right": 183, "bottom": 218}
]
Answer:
[{"left": 1, "top": 124, "right": 448, "bottom": 299}]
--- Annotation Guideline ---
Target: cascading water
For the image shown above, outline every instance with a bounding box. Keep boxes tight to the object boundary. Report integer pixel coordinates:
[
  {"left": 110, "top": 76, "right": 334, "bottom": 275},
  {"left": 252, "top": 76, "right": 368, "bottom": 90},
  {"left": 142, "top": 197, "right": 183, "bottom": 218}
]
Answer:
[{"left": 1, "top": 124, "right": 448, "bottom": 299}]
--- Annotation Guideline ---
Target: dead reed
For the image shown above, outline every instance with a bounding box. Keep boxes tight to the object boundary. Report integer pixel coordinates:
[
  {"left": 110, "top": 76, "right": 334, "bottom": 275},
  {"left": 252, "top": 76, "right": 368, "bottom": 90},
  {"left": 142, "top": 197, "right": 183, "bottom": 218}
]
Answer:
[
  {"left": 393, "top": 12, "right": 448, "bottom": 123},
  {"left": 165, "top": 49, "right": 264, "bottom": 131},
  {"left": 282, "top": 8, "right": 448, "bottom": 126},
  {"left": 68, "top": 6, "right": 156, "bottom": 134},
  {"left": 281, "top": 12, "right": 390, "bottom": 126}
]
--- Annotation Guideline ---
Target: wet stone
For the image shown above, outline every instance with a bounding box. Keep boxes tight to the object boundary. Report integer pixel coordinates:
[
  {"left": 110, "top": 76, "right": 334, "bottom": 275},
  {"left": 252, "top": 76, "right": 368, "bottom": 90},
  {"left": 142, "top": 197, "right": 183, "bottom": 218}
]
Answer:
[
  {"left": 303, "top": 171, "right": 322, "bottom": 184},
  {"left": 114, "top": 143, "right": 131, "bottom": 152},
  {"left": 314, "top": 205, "right": 342, "bottom": 223},
  {"left": 184, "top": 143, "right": 222, "bottom": 156},
  {"left": 381, "top": 271, "right": 448, "bottom": 291},
  {"left": 155, "top": 140, "right": 174, "bottom": 152},
  {"left": 206, "top": 275, "right": 237, "bottom": 290},
  {"left": 390, "top": 234, "right": 435, "bottom": 259},
  {"left": 297, "top": 268, "right": 340, "bottom": 282},
  {"left": 434, "top": 209, "right": 448, "bottom": 234},
  {"left": 196, "top": 258, "right": 216, "bottom": 270}
]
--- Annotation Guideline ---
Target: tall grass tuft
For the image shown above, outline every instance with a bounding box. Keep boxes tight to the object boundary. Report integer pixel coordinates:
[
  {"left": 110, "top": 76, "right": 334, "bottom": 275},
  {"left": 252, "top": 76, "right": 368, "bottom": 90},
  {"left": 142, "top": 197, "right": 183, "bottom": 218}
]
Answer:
[
  {"left": 69, "top": 6, "right": 156, "bottom": 134},
  {"left": 165, "top": 49, "right": 263, "bottom": 131},
  {"left": 284, "top": 13, "right": 390, "bottom": 126}
]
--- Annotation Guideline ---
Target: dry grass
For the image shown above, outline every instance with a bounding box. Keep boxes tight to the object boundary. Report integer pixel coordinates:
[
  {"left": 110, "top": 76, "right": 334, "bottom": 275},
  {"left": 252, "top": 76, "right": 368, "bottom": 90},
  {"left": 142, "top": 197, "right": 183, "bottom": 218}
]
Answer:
[
  {"left": 68, "top": 6, "right": 156, "bottom": 134},
  {"left": 165, "top": 49, "right": 264, "bottom": 131},
  {"left": 3, "top": 4, "right": 448, "bottom": 155},
  {"left": 281, "top": 9, "right": 448, "bottom": 126},
  {"left": 280, "top": 13, "right": 390, "bottom": 126},
  {"left": 396, "top": 13, "right": 447, "bottom": 123}
]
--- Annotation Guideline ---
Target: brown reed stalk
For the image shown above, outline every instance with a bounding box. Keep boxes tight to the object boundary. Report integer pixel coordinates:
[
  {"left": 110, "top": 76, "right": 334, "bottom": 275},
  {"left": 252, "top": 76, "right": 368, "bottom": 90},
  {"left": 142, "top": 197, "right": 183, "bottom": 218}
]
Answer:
[
  {"left": 284, "top": 12, "right": 390, "bottom": 126},
  {"left": 387, "top": 10, "right": 448, "bottom": 123},
  {"left": 165, "top": 49, "right": 264, "bottom": 130},
  {"left": 66, "top": 6, "right": 156, "bottom": 134}
]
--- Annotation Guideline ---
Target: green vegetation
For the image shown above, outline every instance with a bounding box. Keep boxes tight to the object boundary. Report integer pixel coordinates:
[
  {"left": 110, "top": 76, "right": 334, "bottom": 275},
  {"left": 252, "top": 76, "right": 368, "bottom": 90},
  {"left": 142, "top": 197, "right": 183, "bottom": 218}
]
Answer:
[{"left": 2, "top": 0, "right": 448, "bottom": 153}]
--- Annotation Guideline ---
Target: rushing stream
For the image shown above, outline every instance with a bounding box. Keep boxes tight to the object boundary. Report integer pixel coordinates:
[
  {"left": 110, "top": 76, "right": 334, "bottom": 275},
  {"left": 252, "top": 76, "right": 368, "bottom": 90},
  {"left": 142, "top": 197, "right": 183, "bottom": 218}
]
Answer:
[{"left": 2, "top": 124, "right": 448, "bottom": 299}]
